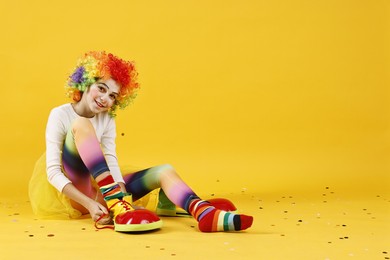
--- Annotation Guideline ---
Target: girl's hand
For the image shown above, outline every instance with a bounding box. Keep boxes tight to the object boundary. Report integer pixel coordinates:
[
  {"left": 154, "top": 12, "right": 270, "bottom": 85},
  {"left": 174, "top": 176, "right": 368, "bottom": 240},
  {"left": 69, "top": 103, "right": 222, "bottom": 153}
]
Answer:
[
  {"left": 62, "top": 183, "right": 112, "bottom": 224},
  {"left": 87, "top": 200, "right": 111, "bottom": 224}
]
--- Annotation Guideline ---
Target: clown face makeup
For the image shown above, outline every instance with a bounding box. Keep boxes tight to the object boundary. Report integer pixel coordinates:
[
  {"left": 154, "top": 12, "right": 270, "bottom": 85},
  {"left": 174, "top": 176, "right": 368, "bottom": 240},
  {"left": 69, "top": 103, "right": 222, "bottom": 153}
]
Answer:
[{"left": 72, "top": 78, "right": 120, "bottom": 118}]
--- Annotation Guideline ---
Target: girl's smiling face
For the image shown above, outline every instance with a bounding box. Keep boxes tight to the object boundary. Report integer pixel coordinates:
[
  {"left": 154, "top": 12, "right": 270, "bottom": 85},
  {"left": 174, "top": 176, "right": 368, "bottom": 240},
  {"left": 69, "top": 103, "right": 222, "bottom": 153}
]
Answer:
[
  {"left": 88, "top": 79, "right": 120, "bottom": 113},
  {"left": 75, "top": 78, "right": 120, "bottom": 117}
]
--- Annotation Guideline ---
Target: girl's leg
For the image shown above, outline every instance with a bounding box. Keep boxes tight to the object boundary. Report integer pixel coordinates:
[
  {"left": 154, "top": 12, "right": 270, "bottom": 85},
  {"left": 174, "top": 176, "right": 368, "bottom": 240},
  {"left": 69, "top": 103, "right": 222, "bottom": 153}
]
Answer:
[
  {"left": 62, "top": 118, "right": 123, "bottom": 210},
  {"left": 123, "top": 165, "right": 253, "bottom": 232},
  {"left": 123, "top": 164, "right": 196, "bottom": 208},
  {"left": 62, "top": 117, "right": 163, "bottom": 232}
]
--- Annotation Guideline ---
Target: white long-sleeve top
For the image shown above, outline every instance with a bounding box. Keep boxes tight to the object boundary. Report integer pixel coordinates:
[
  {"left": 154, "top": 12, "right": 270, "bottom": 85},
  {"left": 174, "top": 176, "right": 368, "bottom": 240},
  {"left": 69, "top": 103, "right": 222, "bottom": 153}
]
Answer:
[{"left": 45, "top": 103, "right": 124, "bottom": 192}]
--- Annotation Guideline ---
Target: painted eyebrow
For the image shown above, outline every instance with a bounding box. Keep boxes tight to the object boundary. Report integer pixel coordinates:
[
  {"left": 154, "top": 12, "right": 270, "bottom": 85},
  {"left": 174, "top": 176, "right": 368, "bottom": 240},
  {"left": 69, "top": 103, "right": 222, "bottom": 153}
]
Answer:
[{"left": 98, "top": 82, "right": 119, "bottom": 96}]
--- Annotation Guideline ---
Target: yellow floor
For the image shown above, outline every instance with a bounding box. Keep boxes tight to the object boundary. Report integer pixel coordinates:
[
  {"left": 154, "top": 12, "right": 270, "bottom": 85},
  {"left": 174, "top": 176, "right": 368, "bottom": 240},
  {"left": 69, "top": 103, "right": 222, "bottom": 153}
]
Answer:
[{"left": 0, "top": 188, "right": 389, "bottom": 260}]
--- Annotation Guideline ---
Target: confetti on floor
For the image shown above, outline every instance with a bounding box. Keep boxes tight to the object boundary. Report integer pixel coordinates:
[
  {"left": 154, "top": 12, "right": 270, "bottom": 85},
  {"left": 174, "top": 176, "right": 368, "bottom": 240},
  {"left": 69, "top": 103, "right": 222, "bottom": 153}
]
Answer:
[{"left": 0, "top": 188, "right": 388, "bottom": 259}]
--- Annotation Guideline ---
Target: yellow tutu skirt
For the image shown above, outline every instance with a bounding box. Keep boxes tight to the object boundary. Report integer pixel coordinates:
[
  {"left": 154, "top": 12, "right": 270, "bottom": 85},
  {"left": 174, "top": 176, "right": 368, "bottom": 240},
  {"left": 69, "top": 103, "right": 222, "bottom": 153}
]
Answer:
[{"left": 28, "top": 153, "right": 158, "bottom": 219}]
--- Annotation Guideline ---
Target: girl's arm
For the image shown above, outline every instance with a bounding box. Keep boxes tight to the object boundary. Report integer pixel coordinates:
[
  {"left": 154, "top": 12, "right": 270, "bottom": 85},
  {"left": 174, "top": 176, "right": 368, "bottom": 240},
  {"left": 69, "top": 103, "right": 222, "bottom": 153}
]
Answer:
[
  {"left": 46, "top": 107, "right": 72, "bottom": 191},
  {"left": 46, "top": 107, "right": 111, "bottom": 222},
  {"left": 62, "top": 183, "right": 110, "bottom": 223}
]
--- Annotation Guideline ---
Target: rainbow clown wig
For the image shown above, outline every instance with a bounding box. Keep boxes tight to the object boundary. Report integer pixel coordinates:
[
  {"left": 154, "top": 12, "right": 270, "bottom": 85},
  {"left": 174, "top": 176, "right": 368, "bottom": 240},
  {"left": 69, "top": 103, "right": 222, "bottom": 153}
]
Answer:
[{"left": 65, "top": 51, "right": 139, "bottom": 117}]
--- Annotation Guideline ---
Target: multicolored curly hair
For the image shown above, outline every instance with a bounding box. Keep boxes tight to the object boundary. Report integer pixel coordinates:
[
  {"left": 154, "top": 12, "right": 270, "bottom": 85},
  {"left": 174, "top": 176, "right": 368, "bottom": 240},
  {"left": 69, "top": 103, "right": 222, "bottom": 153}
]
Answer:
[{"left": 65, "top": 51, "right": 139, "bottom": 117}]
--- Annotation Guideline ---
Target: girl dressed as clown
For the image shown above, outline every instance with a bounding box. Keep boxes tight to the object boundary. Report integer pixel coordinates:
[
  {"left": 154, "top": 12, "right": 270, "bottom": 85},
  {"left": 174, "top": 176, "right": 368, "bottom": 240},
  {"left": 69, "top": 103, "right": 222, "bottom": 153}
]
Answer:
[{"left": 29, "top": 51, "right": 253, "bottom": 233}]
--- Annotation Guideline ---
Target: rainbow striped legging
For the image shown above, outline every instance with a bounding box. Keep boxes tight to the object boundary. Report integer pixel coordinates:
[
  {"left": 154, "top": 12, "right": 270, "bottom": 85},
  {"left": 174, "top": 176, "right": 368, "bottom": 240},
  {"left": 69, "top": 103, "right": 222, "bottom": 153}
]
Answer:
[{"left": 62, "top": 117, "right": 199, "bottom": 212}]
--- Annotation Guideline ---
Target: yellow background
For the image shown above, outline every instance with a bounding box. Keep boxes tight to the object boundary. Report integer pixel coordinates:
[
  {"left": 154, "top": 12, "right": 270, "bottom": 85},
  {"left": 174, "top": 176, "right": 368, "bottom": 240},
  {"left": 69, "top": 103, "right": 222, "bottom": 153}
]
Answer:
[{"left": 0, "top": 0, "right": 388, "bottom": 197}]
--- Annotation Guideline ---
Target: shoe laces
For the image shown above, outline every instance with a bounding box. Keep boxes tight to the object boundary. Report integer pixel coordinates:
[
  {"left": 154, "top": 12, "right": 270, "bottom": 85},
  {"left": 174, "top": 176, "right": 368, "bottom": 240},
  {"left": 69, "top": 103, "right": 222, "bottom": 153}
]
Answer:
[
  {"left": 117, "top": 199, "right": 132, "bottom": 211},
  {"left": 94, "top": 199, "right": 133, "bottom": 230}
]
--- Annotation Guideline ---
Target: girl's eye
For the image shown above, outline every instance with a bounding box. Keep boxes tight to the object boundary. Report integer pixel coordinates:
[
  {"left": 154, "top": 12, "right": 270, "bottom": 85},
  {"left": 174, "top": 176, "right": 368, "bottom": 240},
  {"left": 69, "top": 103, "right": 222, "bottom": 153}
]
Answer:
[
  {"left": 98, "top": 85, "right": 106, "bottom": 92},
  {"left": 109, "top": 94, "right": 116, "bottom": 100}
]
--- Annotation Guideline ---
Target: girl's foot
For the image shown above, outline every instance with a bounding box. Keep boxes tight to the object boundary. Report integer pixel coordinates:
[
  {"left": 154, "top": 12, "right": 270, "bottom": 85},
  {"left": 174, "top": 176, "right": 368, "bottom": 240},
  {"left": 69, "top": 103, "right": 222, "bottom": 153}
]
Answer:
[{"left": 189, "top": 199, "right": 253, "bottom": 232}]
